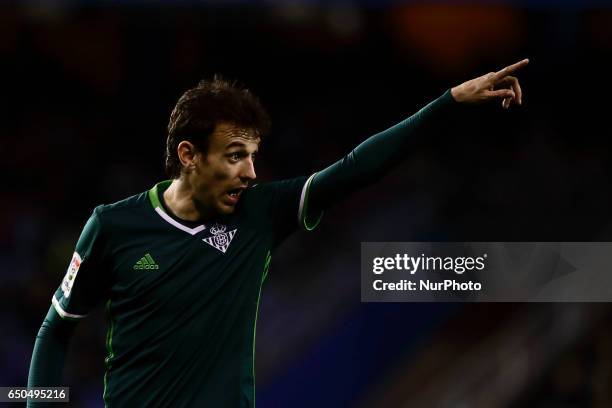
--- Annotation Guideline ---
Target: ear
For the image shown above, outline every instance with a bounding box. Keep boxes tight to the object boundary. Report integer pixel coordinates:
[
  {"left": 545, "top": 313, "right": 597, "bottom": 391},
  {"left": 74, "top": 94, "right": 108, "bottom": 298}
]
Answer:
[{"left": 177, "top": 141, "right": 198, "bottom": 172}]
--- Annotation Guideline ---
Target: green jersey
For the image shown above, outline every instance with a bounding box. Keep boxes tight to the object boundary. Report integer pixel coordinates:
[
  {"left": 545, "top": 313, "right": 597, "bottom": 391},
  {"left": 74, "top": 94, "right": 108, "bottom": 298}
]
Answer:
[{"left": 52, "top": 175, "right": 321, "bottom": 407}]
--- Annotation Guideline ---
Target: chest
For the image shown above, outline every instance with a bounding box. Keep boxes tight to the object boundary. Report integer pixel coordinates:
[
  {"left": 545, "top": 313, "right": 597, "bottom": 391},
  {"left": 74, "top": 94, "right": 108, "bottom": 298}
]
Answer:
[{"left": 107, "top": 220, "right": 270, "bottom": 305}]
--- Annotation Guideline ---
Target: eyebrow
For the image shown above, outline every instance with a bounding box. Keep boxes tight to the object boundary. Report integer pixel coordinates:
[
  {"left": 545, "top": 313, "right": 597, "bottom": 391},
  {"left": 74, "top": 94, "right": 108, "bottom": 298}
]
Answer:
[{"left": 225, "top": 142, "right": 248, "bottom": 149}]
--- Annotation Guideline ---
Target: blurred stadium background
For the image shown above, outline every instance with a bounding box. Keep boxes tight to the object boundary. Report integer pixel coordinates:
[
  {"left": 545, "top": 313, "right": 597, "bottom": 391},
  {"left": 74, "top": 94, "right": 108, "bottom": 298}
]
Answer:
[{"left": 2, "top": 1, "right": 612, "bottom": 407}]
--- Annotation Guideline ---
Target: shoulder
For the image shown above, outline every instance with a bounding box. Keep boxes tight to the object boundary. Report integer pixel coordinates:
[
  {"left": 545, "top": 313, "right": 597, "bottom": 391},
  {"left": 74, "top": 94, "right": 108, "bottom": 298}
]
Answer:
[
  {"left": 238, "top": 177, "right": 310, "bottom": 219},
  {"left": 240, "top": 178, "right": 304, "bottom": 206},
  {"left": 96, "top": 191, "right": 148, "bottom": 214},
  {"left": 92, "top": 190, "right": 151, "bottom": 225},
  {"left": 244, "top": 177, "right": 309, "bottom": 197}
]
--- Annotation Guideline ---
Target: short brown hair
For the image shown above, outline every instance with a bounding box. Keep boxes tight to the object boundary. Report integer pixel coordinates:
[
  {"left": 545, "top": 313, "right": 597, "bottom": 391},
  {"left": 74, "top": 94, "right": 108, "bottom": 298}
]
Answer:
[{"left": 165, "top": 76, "right": 271, "bottom": 178}]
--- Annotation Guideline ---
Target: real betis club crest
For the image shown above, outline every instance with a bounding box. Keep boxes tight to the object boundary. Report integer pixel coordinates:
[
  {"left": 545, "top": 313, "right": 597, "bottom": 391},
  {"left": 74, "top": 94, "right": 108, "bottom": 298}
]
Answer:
[{"left": 203, "top": 223, "right": 237, "bottom": 253}]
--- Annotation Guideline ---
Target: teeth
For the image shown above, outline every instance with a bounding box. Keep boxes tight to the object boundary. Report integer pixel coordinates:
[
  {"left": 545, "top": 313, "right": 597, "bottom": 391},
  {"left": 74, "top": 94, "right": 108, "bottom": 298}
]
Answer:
[{"left": 228, "top": 188, "right": 243, "bottom": 198}]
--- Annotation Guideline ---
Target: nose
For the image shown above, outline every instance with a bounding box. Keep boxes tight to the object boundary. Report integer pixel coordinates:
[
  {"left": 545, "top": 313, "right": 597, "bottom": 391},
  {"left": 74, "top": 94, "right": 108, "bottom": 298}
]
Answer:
[{"left": 240, "top": 158, "right": 256, "bottom": 182}]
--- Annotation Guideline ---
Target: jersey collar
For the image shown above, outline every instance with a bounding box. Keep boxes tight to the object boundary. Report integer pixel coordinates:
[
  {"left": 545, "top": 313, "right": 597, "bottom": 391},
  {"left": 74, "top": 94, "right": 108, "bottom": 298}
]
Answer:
[{"left": 148, "top": 181, "right": 207, "bottom": 236}]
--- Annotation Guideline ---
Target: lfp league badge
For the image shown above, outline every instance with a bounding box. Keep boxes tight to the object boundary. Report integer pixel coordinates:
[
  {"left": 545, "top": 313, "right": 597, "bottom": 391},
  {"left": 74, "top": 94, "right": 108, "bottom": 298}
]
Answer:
[{"left": 61, "top": 252, "right": 82, "bottom": 298}]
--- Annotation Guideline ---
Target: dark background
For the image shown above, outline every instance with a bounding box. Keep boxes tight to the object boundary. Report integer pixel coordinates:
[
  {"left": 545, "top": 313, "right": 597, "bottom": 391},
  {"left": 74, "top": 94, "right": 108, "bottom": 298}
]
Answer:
[{"left": 2, "top": 1, "right": 612, "bottom": 407}]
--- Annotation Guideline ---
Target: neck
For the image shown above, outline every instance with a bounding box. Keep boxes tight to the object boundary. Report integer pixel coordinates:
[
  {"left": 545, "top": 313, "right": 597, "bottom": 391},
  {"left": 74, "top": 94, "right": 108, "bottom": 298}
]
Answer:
[{"left": 163, "top": 177, "right": 214, "bottom": 222}]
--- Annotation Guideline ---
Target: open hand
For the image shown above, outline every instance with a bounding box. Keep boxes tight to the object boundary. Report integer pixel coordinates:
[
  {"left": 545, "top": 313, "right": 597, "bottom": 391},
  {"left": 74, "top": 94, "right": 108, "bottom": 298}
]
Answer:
[{"left": 450, "top": 59, "right": 529, "bottom": 108}]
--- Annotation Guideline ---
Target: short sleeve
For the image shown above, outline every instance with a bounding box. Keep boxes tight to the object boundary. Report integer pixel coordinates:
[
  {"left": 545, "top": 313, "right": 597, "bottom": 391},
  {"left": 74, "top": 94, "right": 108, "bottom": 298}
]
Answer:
[
  {"left": 52, "top": 208, "right": 110, "bottom": 320},
  {"left": 248, "top": 174, "right": 324, "bottom": 245}
]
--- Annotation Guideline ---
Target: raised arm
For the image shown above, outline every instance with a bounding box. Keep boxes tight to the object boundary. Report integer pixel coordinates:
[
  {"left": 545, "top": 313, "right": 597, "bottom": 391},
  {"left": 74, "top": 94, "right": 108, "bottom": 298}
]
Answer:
[{"left": 305, "top": 59, "right": 529, "bottom": 222}]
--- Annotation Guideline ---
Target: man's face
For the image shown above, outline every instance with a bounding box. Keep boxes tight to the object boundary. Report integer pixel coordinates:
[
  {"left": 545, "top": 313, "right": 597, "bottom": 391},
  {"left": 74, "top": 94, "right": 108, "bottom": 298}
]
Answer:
[{"left": 189, "top": 122, "right": 260, "bottom": 216}]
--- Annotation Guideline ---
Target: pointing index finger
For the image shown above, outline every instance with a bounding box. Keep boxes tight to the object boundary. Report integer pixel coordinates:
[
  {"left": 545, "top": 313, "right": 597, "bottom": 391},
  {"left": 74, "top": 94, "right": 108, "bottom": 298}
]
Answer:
[{"left": 494, "top": 58, "right": 529, "bottom": 80}]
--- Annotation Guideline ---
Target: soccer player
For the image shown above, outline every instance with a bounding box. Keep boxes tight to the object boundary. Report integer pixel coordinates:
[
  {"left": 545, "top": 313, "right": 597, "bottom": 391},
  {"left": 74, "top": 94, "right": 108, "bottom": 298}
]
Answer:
[{"left": 27, "top": 59, "right": 528, "bottom": 407}]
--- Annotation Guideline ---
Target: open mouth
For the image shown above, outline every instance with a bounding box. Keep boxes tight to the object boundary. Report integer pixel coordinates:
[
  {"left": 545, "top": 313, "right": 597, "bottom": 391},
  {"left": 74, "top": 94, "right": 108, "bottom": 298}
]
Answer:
[{"left": 226, "top": 187, "right": 245, "bottom": 203}]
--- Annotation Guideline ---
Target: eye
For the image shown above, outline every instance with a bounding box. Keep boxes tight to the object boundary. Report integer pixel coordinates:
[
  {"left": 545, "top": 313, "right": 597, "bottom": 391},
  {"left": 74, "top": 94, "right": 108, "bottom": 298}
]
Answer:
[{"left": 228, "top": 152, "right": 241, "bottom": 163}]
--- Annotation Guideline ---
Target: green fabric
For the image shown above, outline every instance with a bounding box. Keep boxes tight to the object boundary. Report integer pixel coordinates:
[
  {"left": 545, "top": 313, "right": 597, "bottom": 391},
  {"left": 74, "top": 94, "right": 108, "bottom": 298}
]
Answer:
[
  {"left": 148, "top": 180, "right": 170, "bottom": 210},
  {"left": 27, "top": 306, "right": 76, "bottom": 407},
  {"left": 103, "top": 299, "right": 115, "bottom": 406},
  {"left": 34, "top": 176, "right": 309, "bottom": 408},
  {"left": 309, "top": 89, "right": 456, "bottom": 212},
  {"left": 300, "top": 173, "right": 324, "bottom": 231},
  {"left": 251, "top": 251, "right": 271, "bottom": 408}
]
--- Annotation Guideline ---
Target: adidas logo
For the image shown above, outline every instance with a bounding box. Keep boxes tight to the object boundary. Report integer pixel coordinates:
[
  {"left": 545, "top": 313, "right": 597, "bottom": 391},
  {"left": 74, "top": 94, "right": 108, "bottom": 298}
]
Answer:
[{"left": 133, "top": 253, "right": 159, "bottom": 270}]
